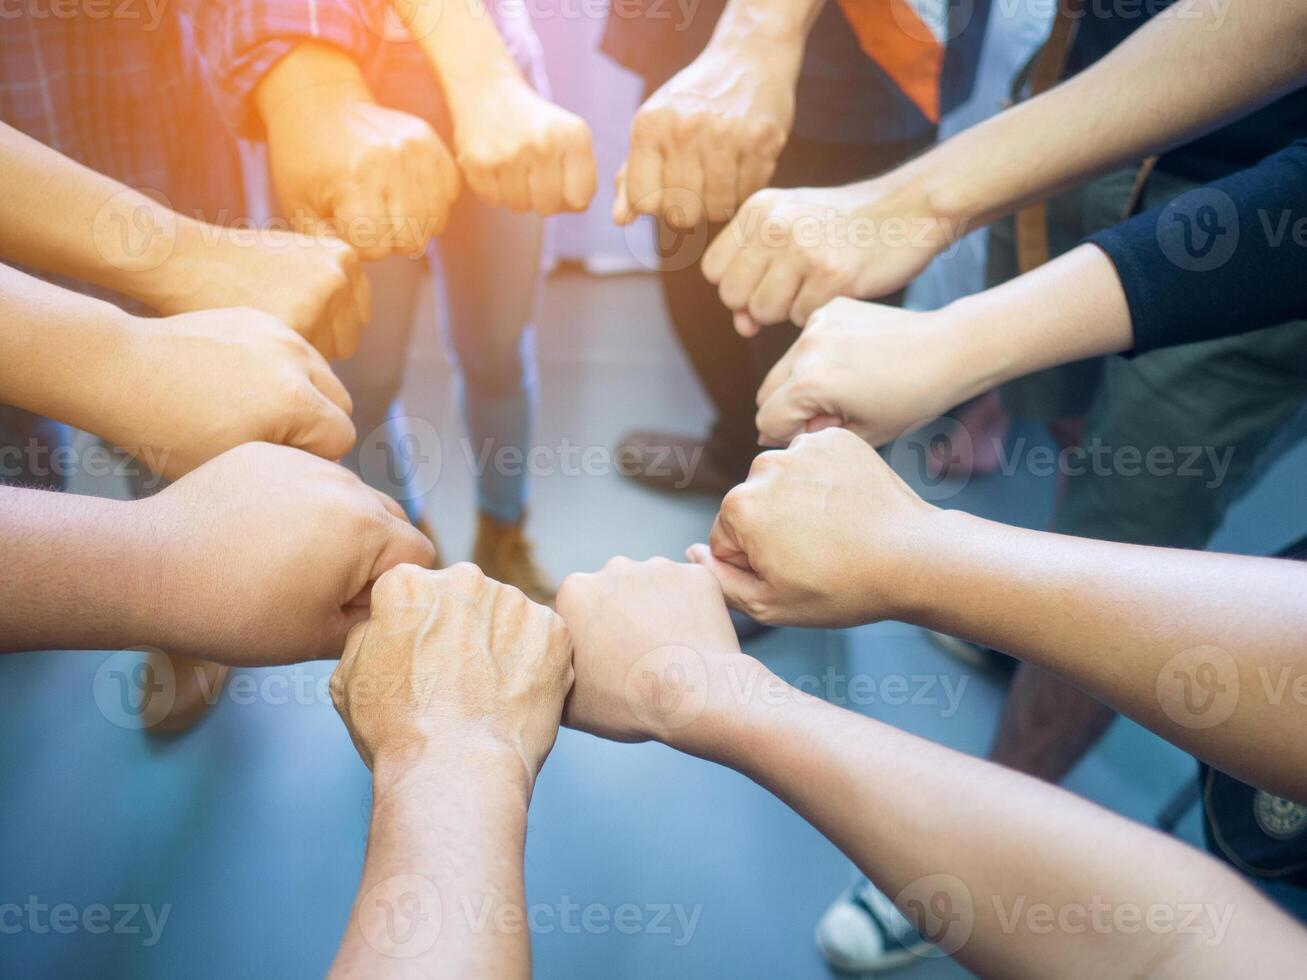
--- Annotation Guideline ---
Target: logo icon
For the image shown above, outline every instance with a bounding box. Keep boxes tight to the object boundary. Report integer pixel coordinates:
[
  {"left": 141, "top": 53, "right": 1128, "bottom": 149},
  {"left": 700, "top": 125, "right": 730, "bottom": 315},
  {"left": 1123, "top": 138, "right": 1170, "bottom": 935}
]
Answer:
[
  {"left": 358, "top": 415, "right": 442, "bottom": 503},
  {"left": 357, "top": 0, "right": 445, "bottom": 42},
  {"left": 1156, "top": 187, "right": 1239, "bottom": 273},
  {"left": 359, "top": 874, "right": 442, "bottom": 958},
  {"left": 92, "top": 188, "right": 178, "bottom": 274},
  {"left": 895, "top": 874, "right": 974, "bottom": 957},
  {"left": 93, "top": 647, "right": 177, "bottom": 730},
  {"left": 623, "top": 188, "right": 710, "bottom": 273},
  {"left": 1156, "top": 645, "right": 1239, "bottom": 730},
  {"left": 622, "top": 644, "right": 711, "bottom": 734},
  {"left": 887, "top": 417, "right": 973, "bottom": 502}
]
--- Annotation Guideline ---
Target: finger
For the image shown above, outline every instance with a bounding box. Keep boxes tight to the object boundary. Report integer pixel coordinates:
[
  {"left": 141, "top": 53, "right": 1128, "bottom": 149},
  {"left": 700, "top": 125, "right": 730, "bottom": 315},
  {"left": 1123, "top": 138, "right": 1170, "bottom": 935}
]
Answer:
[
  {"left": 749, "top": 260, "right": 804, "bottom": 326},
  {"left": 369, "top": 487, "right": 408, "bottom": 523},
  {"left": 349, "top": 259, "right": 373, "bottom": 330},
  {"left": 370, "top": 517, "right": 439, "bottom": 580},
  {"left": 624, "top": 129, "right": 664, "bottom": 218},
  {"left": 406, "top": 143, "right": 447, "bottom": 247},
  {"left": 387, "top": 160, "right": 428, "bottom": 257},
  {"left": 734, "top": 310, "right": 761, "bottom": 337},
  {"left": 612, "top": 164, "right": 633, "bottom": 226},
  {"left": 701, "top": 139, "right": 738, "bottom": 223},
  {"left": 701, "top": 218, "right": 743, "bottom": 284},
  {"left": 790, "top": 276, "right": 841, "bottom": 327},
  {"left": 707, "top": 511, "right": 753, "bottom": 571},
  {"left": 462, "top": 157, "right": 502, "bottom": 210},
  {"left": 757, "top": 336, "right": 802, "bottom": 408},
  {"left": 528, "top": 150, "right": 565, "bottom": 217},
  {"left": 497, "top": 160, "right": 532, "bottom": 214},
  {"left": 755, "top": 377, "right": 816, "bottom": 446},
  {"left": 737, "top": 151, "right": 777, "bottom": 204},
  {"left": 561, "top": 129, "right": 597, "bottom": 212},
  {"left": 334, "top": 187, "right": 391, "bottom": 262},
  {"left": 806, "top": 414, "right": 844, "bottom": 434},
  {"left": 660, "top": 139, "right": 703, "bottom": 229},
  {"left": 326, "top": 292, "right": 362, "bottom": 361},
  {"left": 310, "top": 317, "right": 338, "bottom": 362},
  {"left": 717, "top": 246, "right": 771, "bottom": 313},
  {"left": 686, "top": 543, "right": 767, "bottom": 615},
  {"left": 291, "top": 393, "right": 357, "bottom": 461},
  {"left": 305, "top": 356, "right": 354, "bottom": 417}
]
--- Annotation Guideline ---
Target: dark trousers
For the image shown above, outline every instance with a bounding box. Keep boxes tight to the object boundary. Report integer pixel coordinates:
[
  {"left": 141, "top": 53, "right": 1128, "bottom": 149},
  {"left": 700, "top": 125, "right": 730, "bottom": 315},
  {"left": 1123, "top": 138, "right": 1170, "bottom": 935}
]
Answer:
[{"left": 654, "top": 133, "right": 934, "bottom": 471}]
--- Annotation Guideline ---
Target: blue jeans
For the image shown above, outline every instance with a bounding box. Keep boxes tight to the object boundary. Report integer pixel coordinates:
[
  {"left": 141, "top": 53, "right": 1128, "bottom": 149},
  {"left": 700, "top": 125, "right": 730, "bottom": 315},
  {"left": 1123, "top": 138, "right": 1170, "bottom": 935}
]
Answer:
[{"left": 333, "top": 190, "right": 544, "bottom": 527}]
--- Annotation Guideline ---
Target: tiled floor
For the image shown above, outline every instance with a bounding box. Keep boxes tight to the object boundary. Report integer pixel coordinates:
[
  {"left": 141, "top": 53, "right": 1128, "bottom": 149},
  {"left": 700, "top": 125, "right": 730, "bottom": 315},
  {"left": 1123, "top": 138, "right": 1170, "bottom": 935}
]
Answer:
[{"left": 2, "top": 270, "right": 1304, "bottom": 979}]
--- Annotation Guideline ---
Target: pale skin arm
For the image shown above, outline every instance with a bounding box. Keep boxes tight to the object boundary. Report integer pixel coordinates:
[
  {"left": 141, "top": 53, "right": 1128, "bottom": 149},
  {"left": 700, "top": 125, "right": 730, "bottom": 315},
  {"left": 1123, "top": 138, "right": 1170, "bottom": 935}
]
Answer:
[
  {"left": 559, "top": 559, "right": 1307, "bottom": 978},
  {"left": 329, "top": 742, "right": 533, "bottom": 979},
  {"left": 707, "top": 0, "right": 1307, "bottom": 328},
  {"left": 690, "top": 428, "right": 1307, "bottom": 802}
]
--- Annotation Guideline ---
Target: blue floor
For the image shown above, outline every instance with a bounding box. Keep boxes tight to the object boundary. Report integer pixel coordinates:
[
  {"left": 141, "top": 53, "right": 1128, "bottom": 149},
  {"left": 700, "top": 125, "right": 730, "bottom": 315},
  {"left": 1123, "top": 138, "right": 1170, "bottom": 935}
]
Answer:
[{"left": 2, "top": 270, "right": 1305, "bottom": 979}]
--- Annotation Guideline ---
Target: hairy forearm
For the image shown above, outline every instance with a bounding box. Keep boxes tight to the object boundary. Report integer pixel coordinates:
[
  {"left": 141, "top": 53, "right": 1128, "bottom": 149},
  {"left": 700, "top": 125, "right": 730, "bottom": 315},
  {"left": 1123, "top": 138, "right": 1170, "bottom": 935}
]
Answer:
[
  {"left": 692, "top": 667, "right": 1307, "bottom": 977},
  {"left": 0, "top": 487, "right": 156, "bottom": 654},
  {"left": 877, "top": 0, "right": 1307, "bottom": 229},
  {"left": 331, "top": 741, "right": 534, "bottom": 979},
  {"left": 898, "top": 511, "right": 1307, "bottom": 801}
]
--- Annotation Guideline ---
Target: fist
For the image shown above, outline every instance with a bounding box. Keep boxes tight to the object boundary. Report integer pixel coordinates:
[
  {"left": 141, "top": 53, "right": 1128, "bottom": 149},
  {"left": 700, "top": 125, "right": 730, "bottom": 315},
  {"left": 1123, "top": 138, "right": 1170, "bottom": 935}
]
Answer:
[
  {"left": 105, "top": 308, "right": 356, "bottom": 480},
  {"left": 160, "top": 225, "right": 370, "bottom": 361},
  {"left": 756, "top": 298, "right": 965, "bottom": 448},
  {"left": 614, "top": 38, "right": 799, "bottom": 229},
  {"left": 144, "top": 443, "right": 436, "bottom": 665},
  {"left": 265, "top": 97, "right": 460, "bottom": 262},
  {"left": 702, "top": 182, "right": 952, "bottom": 333},
  {"left": 689, "top": 428, "right": 935, "bottom": 627},
  {"left": 453, "top": 79, "right": 596, "bottom": 216},
  {"left": 331, "top": 563, "right": 573, "bottom": 776},
  {"left": 557, "top": 557, "right": 746, "bottom": 748}
]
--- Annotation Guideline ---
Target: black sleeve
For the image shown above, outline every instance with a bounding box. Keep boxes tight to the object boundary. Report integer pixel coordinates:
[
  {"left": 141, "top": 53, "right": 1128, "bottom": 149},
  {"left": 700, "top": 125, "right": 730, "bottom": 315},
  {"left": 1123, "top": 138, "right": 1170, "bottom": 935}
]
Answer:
[{"left": 1085, "top": 139, "right": 1307, "bottom": 356}]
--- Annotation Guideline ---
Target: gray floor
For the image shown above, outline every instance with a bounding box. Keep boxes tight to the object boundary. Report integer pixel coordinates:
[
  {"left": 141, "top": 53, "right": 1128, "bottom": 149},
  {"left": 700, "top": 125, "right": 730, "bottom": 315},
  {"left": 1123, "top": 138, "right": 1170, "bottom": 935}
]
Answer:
[{"left": 2, "top": 271, "right": 1305, "bottom": 979}]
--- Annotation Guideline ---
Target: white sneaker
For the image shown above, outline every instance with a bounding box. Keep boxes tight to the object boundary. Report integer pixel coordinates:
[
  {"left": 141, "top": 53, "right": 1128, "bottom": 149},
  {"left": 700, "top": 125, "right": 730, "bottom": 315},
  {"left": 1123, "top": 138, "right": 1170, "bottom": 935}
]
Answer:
[{"left": 815, "top": 878, "right": 933, "bottom": 973}]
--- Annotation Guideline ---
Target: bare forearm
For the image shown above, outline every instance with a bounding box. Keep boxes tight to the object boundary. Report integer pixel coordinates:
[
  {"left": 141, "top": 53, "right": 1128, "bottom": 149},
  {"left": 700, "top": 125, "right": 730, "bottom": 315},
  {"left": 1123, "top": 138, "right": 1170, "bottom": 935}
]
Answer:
[
  {"left": 899, "top": 511, "right": 1307, "bottom": 800},
  {"left": 694, "top": 670, "right": 1307, "bottom": 977},
  {"left": 331, "top": 741, "right": 534, "bottom": 979},
  {"left": 0, "top": 487, "right": 156, "bottom": 654},
  {"left": 398, "top": 0, "right": 524, "bottom": 105},
  {"left": 881, "top": 0, "right": 1307, "bottom": 229}
]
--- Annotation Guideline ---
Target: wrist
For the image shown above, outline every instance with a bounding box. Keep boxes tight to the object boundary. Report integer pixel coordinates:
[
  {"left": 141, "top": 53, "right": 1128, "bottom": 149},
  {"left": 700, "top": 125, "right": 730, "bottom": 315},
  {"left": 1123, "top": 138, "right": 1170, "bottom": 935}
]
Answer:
[
  {"left": 372, "top": 733, "right": 533, "bottom": 805},
  {"left": 713, "top": 3, "right": 811, "bottom": 50},
  {"left": 663, "top": 653, "right": 774, "bottom": 758},
  {"left": 932, "top": 295, "right": 1022, "bottom": 404},
  {"left": 888, "top": 508, "right": 987, "bottom": 625},
  {"left": 254, "top": 41, "right": 374, "bottom": 134}
]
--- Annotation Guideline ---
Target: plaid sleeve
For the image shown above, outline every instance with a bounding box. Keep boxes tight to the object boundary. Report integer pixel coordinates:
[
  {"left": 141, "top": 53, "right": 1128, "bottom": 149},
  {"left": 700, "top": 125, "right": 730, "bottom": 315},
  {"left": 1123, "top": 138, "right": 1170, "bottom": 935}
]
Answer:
[{"left": 186, "top": 0, "right": 387, "bottom": 139}]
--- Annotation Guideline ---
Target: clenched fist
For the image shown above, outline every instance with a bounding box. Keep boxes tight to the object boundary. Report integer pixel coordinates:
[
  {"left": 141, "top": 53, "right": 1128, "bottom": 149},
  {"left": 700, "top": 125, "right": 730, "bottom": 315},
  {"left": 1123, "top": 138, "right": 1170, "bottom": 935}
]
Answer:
[
  {"left": 332, "top": 563, "right": 572, "bottom": 778},
  {"left": 96, "top": 307, "right": 355, "bottom": 480},
  {"left": 688, "top": 428, "right": 937, "bottom": 627},
  {"left": 143, "top": 442, "right": 437, "bottom": 665},
  {"left": 558, "top": 557, "right": 748, "bottom": 750},
  {"left": 756, "top": 297, "right": 976, "bottom": 447},
  {"left": 450, "top": 77, "right": 596, "bottom": 216},
  {"left": 256, "top": 42, "right": 460, "bottom": 262},
  {"left": 614, "top": 35, "right": 800, "bottom": 229},
  {"left": 703, "top": 180, "right": 960, "bottom": 333}
]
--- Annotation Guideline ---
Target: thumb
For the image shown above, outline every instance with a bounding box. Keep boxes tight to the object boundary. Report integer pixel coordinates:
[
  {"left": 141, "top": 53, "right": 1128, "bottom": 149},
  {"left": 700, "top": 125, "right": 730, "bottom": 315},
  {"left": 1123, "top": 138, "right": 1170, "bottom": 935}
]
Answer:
[
  {"left": 288, "top": 392, "right": 357, "bottom": 462},
  {"left": 686, "top": 544, "right": 767, "bottom": 618},
  {"left": 612, "top": 165, "right": 634, "bottom": 226}
]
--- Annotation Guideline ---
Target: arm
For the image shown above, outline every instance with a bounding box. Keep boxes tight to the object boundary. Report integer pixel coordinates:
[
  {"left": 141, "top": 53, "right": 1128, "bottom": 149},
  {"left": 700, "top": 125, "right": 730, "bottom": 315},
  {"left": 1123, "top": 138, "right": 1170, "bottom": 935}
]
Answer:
[
  {"left": 559, "top": 559, "right": 1307, "bottom": 978},
  {"left": 0, "top": 121, "right": 367, "bottom": 359},
  {"left": 688, "top": 428, "right": 1307, "bottom": 802},
  {"left": 706, "top": 0, "right": 1307, "bottom": 328},
  {"left": 613, "top": 0, "right": 825, "bottom": 228},
  {"left": 328, "top": 563, "right": 572, "bottom": 978},
  {"left": 0, "top": 261, "right": 354, "bottom": 479},
  {"left": 0, "top": 443, "right": 435, "bottom": 664},
  {"left": 754, "top": 140, "right": 1307, "bottom": 446},
  {"left": 395, "top": 0, "right": 596, "bottom": 215}
]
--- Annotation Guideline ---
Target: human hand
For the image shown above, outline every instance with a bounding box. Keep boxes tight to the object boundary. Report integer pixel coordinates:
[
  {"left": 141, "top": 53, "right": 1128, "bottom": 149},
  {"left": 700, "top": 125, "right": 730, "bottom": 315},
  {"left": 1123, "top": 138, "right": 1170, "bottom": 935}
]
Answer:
[
  {"left": 90, "top": 307, "right": 354, "bottom": 480},
  {"left": 331, "top": 563, "right": 572, "bottom": 779},
  {"left": 755, "top": 297, "right": 982, "bottom": 447},
  {"left": 143, "top": 442, "right": 436, "bottom": 666},
  {"left": 257, "top": 43, "right": 460, "bottom": 262},
  {"left": 150, "top": 223, "right": 371, "bottom": 361},
  {"left": 557, "top": 557, "right": 754, "bottom": 750},
  {"left": 449, "top": 75, "right": 596, "bottom": 216},
  {"left": 688, "top": 428, "right": 937, "bottom": 627},
  {"left": 703, "top": 179, "right": 960, "bottom": 333},
  {"left": 613, "top": 35, "right": 800, "bottom": 229}
]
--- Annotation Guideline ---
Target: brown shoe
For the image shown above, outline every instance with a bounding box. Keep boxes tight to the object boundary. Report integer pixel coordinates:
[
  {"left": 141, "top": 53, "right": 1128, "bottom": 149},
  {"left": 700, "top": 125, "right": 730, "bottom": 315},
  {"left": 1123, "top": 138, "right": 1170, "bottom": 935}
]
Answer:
[
  {"left": 144, "top": 650, "right": 230, "bottom": 735},
  {"left": 413, "top": 516, "right": 446, "bottom": 569},
  {"left": 472, "top": 512, "right": 556, "bottom": 606},
  {"left": 614, "top": 430, "right": 752, "bottom": 497}
]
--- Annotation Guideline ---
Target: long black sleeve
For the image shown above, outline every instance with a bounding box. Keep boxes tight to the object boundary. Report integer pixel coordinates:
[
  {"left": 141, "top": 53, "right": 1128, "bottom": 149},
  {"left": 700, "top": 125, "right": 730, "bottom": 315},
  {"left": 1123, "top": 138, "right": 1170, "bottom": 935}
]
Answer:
[{"left": 1086, "top": 139, "right": 1307, "bottom": 356}]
